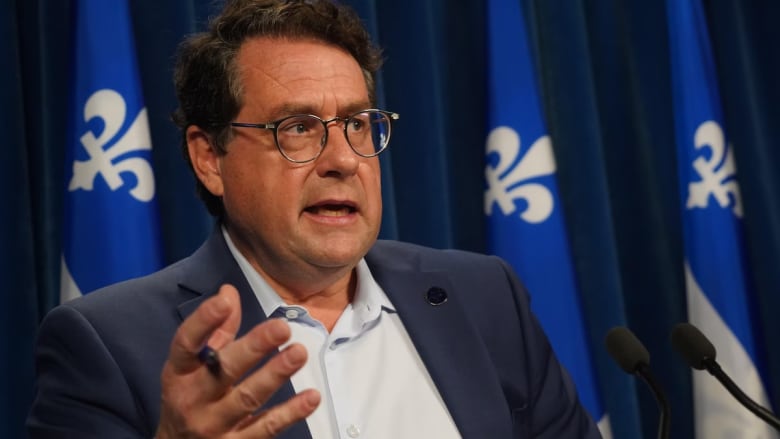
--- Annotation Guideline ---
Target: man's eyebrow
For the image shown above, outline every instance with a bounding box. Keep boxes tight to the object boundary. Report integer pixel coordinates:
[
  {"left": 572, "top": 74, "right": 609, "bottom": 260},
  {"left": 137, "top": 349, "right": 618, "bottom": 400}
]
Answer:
[
  {"left": 265, "top": 101, "right": 374, "bottom": 119},
  {"left": 341, "top": 101, "right": 373, "bottom": 114},
  {"left": 269, "top": 104, "right": 318, "bottom": 118}
]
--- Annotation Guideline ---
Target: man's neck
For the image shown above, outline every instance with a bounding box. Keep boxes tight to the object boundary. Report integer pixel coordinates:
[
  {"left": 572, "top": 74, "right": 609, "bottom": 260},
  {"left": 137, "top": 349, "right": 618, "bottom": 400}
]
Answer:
[
  {"left": 267, "top": 269, "right": 356, "bottom": 332},
  {"left": 221, "top": 224, "right": 358, "bottom": 332}
]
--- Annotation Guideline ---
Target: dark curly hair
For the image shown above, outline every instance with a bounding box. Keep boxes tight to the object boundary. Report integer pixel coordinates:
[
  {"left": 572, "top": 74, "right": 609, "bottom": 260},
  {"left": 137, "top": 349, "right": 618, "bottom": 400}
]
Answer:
[{"left": 172, "top": 0, "right": 383, "bottom": 217}]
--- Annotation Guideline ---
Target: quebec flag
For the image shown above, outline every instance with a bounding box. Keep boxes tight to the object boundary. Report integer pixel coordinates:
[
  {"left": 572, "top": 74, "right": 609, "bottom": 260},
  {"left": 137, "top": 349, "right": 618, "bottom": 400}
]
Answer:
[
  {"left": 484, "top": 0, "right": 611, "bottom": 436},
  {"left": 61, "top": 0, "right": 162, "bottom": 301},
  {"left": 666, "top": 1, "right": 777, "bottom": 438}
]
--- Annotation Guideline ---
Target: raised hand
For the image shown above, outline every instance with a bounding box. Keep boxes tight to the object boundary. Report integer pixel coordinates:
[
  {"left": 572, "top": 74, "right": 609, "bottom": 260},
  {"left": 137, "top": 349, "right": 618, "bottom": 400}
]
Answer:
[{"left": 155, "top": 285, "right": 320, "bottom": 438}]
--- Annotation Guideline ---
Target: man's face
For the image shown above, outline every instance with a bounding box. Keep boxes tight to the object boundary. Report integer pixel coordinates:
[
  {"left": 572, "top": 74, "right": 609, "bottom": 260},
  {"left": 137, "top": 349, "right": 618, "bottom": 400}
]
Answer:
[{"left": 198, "top": 37, "right": 383, "bottom": 291}]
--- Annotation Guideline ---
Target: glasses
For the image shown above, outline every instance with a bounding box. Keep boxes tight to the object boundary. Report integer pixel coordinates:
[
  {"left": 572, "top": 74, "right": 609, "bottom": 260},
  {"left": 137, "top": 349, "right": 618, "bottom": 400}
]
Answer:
[{"left": 230, "top": 109, "right": 399, "bottom": 163}]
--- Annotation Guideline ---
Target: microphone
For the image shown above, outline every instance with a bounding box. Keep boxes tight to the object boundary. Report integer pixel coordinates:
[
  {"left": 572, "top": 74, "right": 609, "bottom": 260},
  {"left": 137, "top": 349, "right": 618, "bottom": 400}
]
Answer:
[
  {"left": 605, "top": 326, "right": 670, "bottom": 439},
  {"left": 670, "top": 322, "right": 780, "bottom": 431}
]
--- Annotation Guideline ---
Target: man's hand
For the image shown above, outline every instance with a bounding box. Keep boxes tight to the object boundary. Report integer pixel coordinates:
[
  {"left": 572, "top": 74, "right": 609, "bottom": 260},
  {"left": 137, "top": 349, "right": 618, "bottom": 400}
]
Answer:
[{"left": 155, "top": 285, "right": 320, "bottom": 438}]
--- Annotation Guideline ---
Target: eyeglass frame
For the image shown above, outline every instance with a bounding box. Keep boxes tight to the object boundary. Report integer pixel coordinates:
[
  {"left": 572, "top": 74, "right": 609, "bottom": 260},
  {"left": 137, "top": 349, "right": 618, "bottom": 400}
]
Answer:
[{"left": 230, "top": 108, "right": 400, "bottom": 164}]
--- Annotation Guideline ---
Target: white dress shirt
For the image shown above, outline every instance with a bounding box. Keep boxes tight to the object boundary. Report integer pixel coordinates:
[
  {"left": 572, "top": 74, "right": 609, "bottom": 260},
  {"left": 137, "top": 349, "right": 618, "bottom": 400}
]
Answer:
[{"left": 223, "top": 229, "right": 461, "bottom": 438}]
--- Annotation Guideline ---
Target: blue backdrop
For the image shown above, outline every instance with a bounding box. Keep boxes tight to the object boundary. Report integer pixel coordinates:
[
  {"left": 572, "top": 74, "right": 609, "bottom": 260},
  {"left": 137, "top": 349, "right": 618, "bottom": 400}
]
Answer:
[{"left": 4, "top": 1, "right": 780, "bottom": 438}]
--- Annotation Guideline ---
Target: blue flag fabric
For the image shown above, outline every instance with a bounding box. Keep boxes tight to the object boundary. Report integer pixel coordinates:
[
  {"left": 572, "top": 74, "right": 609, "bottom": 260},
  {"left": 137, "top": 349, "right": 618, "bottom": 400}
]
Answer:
[
  {"left": 484, "top": 0, "right": 610, "bottom": 435},
  {"left": 61, "top": 0, "right": 162, "bottom": 301},
  {"left": 667, "top": 1, "right": 777, "bottom": 437}
]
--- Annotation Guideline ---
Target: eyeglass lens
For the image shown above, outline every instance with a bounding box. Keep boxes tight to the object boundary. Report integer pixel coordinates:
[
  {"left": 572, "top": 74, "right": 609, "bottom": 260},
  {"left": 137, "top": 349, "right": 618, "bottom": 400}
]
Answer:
[{"left": 276, "top": 111, "right": 391, "bottom": 162}]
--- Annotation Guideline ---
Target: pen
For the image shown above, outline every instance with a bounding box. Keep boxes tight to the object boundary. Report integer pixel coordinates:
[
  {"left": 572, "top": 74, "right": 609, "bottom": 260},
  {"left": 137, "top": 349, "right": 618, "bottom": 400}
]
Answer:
[{"left": 198, "top": 346, "right": 221, "bottom": 377}]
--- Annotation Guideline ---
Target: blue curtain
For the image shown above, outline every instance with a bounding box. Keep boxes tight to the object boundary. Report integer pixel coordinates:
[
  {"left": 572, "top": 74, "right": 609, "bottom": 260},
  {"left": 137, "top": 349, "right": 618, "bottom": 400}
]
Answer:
[
  {"left": 2, "top": 2, "right": 39, "bottom": 437},
  {"left": 4, "top": 1, "right": 780, "bottom": 438}
]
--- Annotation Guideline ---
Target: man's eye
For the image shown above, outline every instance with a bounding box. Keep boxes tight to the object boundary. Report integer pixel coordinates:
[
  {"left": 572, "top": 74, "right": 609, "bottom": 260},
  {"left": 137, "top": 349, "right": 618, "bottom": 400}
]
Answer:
[
  {"left": 349, "top": 118, "right": 366, "bottom": 132},
  {"left": 281, "top": 118, "right": 316, "bottom": 135}
]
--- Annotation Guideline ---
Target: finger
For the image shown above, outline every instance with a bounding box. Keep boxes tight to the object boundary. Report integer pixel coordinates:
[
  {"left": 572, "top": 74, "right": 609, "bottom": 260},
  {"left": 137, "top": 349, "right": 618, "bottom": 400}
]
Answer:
[
  {"left": 212, "top": 318, "right": 292, "bottom": 385},
  {"left": 166, "top": 285, "right": 241, "bottom": 375},
  {"left": 206, "top": 285, "right": 242, "bottom": 350},
  {"left": 236, "top": 389, "right": 320, "bottom": 438},
  {"left": 214, "top": 342, "right": 307, "bottom": 428}
]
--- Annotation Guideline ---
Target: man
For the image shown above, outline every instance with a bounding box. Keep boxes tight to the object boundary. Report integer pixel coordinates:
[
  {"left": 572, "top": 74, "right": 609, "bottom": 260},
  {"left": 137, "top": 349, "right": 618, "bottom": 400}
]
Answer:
[{"left": 28, "top": 1, "right": 600, "bottom": 438}]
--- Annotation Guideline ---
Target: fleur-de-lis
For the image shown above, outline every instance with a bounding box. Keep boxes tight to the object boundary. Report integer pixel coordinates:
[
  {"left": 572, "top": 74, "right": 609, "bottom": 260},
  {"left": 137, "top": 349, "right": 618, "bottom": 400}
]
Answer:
[
  {"left": 484, "top": 126, "right": 556, "bottom": 223},
  {"left": 68, "top": 89, "right": 155, "bottom": 202},
  {"left": 686, "top": 121, "right": 742, "bottom": 218}
]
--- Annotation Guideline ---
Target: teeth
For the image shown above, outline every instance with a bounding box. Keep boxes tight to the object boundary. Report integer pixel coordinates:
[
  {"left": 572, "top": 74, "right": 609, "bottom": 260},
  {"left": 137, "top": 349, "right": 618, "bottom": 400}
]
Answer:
[{"left": 310, "top": 205, "right": 353, "bottom": 216}]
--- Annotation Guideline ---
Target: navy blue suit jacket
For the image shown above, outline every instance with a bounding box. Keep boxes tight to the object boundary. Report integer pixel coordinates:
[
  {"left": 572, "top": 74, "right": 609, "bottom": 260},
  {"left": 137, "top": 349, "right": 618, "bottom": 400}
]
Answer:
[{"left": 28, "top": 229, "right": 600, "bottom": 438}]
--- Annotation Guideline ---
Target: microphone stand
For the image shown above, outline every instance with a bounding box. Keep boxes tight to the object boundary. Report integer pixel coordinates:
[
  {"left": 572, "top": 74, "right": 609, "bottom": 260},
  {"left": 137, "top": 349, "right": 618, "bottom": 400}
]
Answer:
[
  {"left": 704, "top": 359, "right": 780, "bottom": 431},
  {"left": 636, "top": 363, "right": 671, "bottom": 439}
]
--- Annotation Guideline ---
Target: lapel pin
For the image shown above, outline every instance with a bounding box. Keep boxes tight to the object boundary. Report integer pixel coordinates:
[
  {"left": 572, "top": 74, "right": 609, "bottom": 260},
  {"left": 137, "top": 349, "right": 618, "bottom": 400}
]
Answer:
[{"left": 425, "top": 287, "right": 448, "bottom": 306}]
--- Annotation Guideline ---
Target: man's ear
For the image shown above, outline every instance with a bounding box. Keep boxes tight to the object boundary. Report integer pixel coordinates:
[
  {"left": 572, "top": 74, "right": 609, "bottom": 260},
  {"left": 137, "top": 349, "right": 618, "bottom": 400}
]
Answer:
[{"left": 186, "top": 125, "right": 224, "bottom": 197}]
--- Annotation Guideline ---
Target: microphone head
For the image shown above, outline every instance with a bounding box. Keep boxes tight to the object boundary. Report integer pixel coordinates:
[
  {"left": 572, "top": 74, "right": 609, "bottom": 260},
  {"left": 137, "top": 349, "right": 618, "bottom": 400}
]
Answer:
[
  {"left": 605, "top": 326, "right": 650, "bottom": 374},
  {"left": 671, "top": 322, "right": 717, "bottom": 370}
]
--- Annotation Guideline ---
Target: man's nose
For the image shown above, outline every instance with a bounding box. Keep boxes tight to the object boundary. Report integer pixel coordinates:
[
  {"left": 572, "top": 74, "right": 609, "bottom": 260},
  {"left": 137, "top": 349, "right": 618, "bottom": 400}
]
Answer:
[{"left": 315, "top": 120, "right": 360, "bottom": 176}]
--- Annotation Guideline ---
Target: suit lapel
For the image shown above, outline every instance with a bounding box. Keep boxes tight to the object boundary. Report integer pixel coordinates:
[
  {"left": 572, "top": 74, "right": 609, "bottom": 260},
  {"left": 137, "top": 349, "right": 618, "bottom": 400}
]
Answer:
[
  {"left": 367, "top": 247, "right": 513, "bottom": 439},
  {"left": 174, "top": 227, "right": 312, "bottom": 439},
  {"left": 175, "top": 227, "right": 267, "bottom": 336}
]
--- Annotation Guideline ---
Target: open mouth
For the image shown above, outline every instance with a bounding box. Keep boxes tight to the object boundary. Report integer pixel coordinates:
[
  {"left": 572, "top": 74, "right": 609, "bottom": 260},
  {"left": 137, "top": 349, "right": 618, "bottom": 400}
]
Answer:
[{"left": 304, "top": 203, "right": 357, "bottom": 217}]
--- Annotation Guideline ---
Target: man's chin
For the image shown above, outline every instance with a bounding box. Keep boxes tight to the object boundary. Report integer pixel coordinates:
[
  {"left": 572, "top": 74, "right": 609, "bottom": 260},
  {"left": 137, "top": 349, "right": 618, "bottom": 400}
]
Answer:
[{"left": 304, "top": 238, "right": 373, "bottom": 267}]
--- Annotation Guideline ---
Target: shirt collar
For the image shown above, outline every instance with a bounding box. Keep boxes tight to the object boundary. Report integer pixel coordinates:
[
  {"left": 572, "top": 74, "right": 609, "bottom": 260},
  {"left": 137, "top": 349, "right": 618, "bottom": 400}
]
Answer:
[{"left": 221, "top": 226, "right": 395, "bottom": 324}]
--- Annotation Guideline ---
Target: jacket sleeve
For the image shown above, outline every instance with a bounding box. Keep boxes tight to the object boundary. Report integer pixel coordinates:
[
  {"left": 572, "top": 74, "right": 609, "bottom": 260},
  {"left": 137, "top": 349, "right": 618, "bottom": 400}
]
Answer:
[
  {"left": 27, "top": 305, "right": 152, "bottom": 438},
  {"left": 498, "top": 258, "right": 603, "bottom": 439}
]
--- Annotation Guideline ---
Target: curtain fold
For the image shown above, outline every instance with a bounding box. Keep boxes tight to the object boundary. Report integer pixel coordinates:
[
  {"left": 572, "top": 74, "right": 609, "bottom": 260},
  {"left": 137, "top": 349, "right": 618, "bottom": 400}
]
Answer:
[
  {"left": 2, "top": 3, "right": 38, "bottom": 437},
  {"left": 5, "top": 1, "right": 780, "bottom": 437},
  {"left": 129, "top": 0, "right": 215, "bottom": 261},
  {"left": 525, "top": 1, "right": 646, "bottom": 437},
  {"left": 576, "top": 2, "right": 693, "bottom": 437},
  {"left": 367, "top": 0, "right": 487, "bottom": 251},
  {"left": 17, "top": 0, "right": 72, "bottom": 316}
]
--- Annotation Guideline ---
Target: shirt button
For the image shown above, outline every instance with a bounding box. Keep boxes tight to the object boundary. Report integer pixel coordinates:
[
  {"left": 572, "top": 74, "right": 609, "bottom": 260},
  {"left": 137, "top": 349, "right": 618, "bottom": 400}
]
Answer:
[
  {"left": 346, "top": 424, "right": 361, "bottom": 438},
  {"left": 284, "top": 309, "right": 299, "bottom": 319}
]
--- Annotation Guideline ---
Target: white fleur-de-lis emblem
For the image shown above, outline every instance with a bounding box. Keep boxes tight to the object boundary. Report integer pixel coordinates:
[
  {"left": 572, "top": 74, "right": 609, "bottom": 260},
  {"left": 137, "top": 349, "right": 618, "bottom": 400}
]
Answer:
[
  {"left": 484, "top": 126, "right": 556, "bottom": 223},
  {"left": 68, "top": 89, "right": 155, "bottom": 202},
  {"left": 686, "top": 121, "right": 742, "bottom": 218}
]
